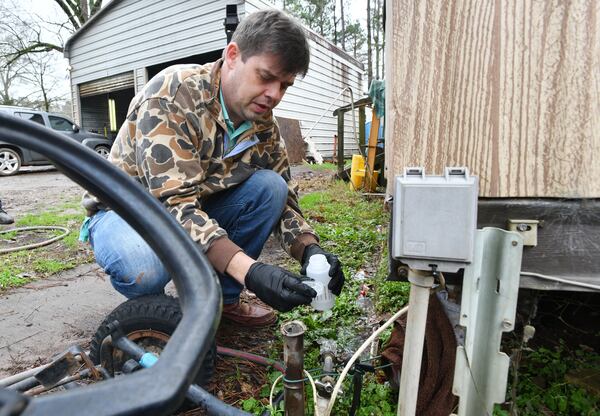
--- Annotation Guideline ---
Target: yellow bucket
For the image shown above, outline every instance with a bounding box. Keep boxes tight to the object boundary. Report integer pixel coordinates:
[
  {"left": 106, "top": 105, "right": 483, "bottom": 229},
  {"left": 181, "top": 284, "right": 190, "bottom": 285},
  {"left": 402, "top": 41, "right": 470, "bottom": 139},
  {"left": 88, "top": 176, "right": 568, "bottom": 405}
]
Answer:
[{"left": 350, "top": 154, "right": 378, "bottom": 190}]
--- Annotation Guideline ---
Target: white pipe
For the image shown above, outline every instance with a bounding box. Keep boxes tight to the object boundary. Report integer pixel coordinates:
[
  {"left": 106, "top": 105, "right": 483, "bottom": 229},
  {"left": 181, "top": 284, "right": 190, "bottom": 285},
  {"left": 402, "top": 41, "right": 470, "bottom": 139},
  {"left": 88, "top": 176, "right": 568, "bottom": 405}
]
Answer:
[
  {"left": 397, "top": 270, "right": 434, "bottom": 416},
  {"left": 324, "top": 305, "right": 410, "bottom": 415},
  {"left": 520, "top": 271, "right": 600, "bottom": 291},
  {"left": 0, "top": 363, "right": 49, "bottom": 387}
]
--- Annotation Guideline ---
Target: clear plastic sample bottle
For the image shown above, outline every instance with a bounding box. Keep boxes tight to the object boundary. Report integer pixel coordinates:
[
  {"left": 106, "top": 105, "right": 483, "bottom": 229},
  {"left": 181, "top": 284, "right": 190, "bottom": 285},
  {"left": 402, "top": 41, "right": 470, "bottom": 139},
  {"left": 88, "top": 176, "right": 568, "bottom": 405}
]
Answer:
[{"left": 305, "top": 254, "right": 335, "bottom": 311}]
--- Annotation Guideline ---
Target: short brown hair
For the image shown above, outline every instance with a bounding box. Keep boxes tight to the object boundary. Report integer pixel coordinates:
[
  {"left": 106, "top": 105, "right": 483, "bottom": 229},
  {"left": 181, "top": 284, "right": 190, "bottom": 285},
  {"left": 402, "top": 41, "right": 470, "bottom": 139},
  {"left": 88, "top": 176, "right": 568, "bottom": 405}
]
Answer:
[{"left": 231, "top": 9, "right": 310, "bottom": 77}]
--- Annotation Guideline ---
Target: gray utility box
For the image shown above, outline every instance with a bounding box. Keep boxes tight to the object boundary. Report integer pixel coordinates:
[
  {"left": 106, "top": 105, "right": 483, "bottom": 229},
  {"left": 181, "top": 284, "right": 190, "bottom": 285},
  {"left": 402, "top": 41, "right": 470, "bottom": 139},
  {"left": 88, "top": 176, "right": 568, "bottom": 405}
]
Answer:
[{"left": 392, "top": 167, "right": 479, "bottom": 273}]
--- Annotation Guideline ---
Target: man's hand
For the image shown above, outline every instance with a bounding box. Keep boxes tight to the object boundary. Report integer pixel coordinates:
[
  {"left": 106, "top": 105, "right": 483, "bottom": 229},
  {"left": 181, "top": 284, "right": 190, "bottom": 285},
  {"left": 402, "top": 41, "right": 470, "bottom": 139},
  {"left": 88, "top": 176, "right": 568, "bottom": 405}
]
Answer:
[
  {"left": 301, "top": 244, "right": 345, "bottom": 295},
  {"left": 245, "top": 262, "right": 317, "bottom": 312}
]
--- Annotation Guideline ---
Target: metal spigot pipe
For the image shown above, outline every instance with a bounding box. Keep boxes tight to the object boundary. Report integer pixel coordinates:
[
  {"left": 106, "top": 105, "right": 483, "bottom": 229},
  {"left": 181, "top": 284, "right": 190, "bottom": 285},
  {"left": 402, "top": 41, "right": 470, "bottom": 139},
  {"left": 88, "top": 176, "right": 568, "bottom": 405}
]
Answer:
[{"left": 281, "top": 321, "right": 307, "bottom": 416}]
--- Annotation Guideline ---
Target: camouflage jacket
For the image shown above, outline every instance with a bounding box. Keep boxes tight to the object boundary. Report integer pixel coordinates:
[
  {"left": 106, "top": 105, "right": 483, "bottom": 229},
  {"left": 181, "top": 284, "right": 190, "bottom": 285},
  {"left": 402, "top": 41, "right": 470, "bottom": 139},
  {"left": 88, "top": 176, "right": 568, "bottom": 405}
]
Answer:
[{"left": 83, "top": 60, "right": 318, "bottom": 273}]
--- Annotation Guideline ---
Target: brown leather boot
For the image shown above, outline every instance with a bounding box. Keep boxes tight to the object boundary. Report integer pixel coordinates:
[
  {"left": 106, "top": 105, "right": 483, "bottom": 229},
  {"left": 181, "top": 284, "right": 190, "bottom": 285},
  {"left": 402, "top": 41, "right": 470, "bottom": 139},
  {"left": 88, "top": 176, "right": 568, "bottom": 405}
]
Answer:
[{"left": 221, "top": 301, "right": 276, "bottom": 327}]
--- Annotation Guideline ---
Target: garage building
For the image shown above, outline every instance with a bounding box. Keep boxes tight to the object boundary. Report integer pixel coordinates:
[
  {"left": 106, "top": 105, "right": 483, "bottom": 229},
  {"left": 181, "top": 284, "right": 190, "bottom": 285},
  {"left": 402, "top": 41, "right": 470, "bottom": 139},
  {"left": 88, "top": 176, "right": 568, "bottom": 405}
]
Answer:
[{"left": 63, "top": 0, "right": 365, "bottom": 162}]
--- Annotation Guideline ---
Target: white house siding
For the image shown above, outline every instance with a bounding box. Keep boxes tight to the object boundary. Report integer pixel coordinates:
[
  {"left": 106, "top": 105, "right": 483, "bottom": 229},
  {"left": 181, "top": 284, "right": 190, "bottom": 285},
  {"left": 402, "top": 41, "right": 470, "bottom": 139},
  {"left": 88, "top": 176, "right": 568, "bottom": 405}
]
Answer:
[
  {"left": 245, "top": 0, "right": 364, "bottom": 158},
  {"left": 275, "top": 36, "right": 363, "bottom": 158},
  {"left": 66, "top": 0, "right": 364, "bottom": 159},
  {"left": 66, "top": 0, "right": 231, "bottom": 86}
]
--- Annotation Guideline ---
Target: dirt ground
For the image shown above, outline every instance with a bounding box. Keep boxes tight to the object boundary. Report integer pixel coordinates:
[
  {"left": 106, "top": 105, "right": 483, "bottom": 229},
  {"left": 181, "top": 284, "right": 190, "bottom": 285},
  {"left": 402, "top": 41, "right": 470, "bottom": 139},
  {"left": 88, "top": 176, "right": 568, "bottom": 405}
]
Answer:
[{"left": 0, "top": 164, "right": 336, "bottom": 386}]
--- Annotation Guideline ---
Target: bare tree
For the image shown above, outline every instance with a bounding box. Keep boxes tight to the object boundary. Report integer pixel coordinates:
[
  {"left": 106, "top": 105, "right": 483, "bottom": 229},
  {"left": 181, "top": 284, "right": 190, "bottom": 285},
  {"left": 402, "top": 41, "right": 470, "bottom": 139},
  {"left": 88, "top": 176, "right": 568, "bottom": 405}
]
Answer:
[
  {"left": 0, "top": 61, "right": 25, "bottom": 105},
  {"left": 53, "top": 0, "right": 103, "bottom": 30},
  {"left": 20, "top": 52, "right": 64, "bottom": 111},
  {"left": 0, "top": 33, "right": 27, "bottom": 105},
  {"left": 0, "top": 0, "right": 102, "bottom": 65}
]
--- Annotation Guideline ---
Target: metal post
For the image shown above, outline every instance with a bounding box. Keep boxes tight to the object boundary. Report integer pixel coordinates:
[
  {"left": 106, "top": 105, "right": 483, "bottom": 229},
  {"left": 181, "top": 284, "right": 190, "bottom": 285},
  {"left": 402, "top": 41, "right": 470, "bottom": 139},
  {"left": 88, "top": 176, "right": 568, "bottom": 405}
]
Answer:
[
  {"left": 397, "top": 269, "right": 435, "bottom": 416},
  {"left": 337, "top": 111, "right": 345, "bottom": 177},
  {"left": 359, "top": 107, "right": 366, "bottom": 150},
  {"left": 281, "top": 321, "right": 307, "bottom": 416}
]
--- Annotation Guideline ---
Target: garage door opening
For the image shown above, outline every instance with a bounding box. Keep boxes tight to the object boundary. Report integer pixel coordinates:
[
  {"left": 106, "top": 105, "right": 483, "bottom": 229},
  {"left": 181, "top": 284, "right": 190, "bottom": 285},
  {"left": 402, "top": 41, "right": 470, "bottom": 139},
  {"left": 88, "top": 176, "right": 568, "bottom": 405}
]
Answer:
[
  {"left": 146, "top": 49, "right": 223, "bottom": 80},
  {"left": 80, "top": 88, "right": 134, "bottom": 142}
]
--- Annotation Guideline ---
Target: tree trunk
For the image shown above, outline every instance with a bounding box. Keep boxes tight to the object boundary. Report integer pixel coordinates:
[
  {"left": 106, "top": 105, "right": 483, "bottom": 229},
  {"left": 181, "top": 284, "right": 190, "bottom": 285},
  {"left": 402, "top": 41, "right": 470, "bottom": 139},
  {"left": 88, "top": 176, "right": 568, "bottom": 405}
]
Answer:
[
  {"left": 80, "top": 0, "right": 89, "bottom": 23},
  {"left": 367, "top": 0, "right": 372, "bottom": 86},
  {"left": 339, "top": 0, "right": 346, "bottom": 50},
  {"left": 374, "top": 0, "right": 380, "bottom": 79},
  {"left": 332, "top": 0, "right": 337, "bottom": 45},
  {"left": 40, "top": 72, "right": 49, "bottom": 111},
  {"left": 381, "top": 0, "right": 385, "bottom": 77}
]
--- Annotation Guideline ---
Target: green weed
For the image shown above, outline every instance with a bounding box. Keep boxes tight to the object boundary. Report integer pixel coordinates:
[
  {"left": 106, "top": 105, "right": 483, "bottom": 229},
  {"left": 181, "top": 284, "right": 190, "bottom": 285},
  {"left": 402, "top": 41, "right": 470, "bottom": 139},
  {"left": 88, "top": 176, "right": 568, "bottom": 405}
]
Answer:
[{"left": 502, "top": 344, "right": 600, "bottom": 415}]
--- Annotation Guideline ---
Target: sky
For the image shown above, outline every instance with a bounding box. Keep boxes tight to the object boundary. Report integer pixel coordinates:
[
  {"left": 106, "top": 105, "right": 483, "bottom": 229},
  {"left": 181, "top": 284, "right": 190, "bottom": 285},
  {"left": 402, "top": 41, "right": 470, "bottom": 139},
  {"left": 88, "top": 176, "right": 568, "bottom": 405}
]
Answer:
[{"left": 7, "top": 0, "right": 367, "bottom": 102}]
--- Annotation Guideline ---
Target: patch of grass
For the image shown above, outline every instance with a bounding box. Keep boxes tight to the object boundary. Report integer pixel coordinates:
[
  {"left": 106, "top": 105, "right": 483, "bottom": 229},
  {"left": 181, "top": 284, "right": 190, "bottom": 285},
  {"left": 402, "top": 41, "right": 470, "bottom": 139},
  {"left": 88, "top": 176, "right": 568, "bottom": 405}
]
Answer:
[
  {"left": 302, "top": 161, "right": 338, "bottom": 172},
  {"left": 1, "top": 230, "right": 18, "bottom": 240},
  {"left": 0, "top": 201, "right": 93, "bottom": 291},
  {"left": 241, "top": 181, "right": 399, "bottom": 415},
  {"left": 33, "top": 259, "right": 75, "bottom": 274},
  {"left": 373, "top": 245, "right": 410, "bottom": 314},
  {"left": 300, "top": 181, "right": 387, "bottom": 272},
  {"left": 16, "top": 210, "right": 82, "bottom": 228},
  {"left": 0, "top": 265, "right": 28, "bottom": 289}
]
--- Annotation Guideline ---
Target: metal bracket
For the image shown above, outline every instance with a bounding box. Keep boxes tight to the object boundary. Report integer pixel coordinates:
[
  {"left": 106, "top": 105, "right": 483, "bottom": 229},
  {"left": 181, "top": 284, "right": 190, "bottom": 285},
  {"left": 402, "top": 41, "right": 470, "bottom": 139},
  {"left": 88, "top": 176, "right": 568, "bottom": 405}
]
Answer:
[
  {"left": 507, "top": 219, "right": 539, "bottom": 247},
  {"left": 452, "top": 228, "right": 523, "bottom": 416}
]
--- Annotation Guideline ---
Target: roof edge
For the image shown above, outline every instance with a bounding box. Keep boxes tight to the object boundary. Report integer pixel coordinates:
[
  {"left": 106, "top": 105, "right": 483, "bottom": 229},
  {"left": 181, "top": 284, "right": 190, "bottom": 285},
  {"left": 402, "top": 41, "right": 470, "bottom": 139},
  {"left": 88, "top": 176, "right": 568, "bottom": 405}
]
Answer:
[
  {"left": 64, "top": 0, "right": 364, "bottom": 71},
  {"left": 64, "top": 0, "right": 122, "bottom": 58},
  {"left": 303, "top": 27, "right": 364, "bottom": 71}
]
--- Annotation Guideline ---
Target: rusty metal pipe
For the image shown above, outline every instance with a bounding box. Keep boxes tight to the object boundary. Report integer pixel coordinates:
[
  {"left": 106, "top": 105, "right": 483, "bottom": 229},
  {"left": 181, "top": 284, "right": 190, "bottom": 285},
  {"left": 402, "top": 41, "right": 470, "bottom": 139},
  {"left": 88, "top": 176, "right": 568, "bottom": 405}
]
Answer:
[{"left": 281, "top": 320, "right": 307, "bottom": 416}]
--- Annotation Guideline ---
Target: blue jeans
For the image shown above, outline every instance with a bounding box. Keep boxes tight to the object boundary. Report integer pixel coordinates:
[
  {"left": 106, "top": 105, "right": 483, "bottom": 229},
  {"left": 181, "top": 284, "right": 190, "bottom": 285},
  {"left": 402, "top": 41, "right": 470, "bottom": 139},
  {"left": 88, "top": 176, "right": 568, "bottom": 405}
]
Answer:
[{"left": 89, "top": 169, "right": 288, "bottom": 303}]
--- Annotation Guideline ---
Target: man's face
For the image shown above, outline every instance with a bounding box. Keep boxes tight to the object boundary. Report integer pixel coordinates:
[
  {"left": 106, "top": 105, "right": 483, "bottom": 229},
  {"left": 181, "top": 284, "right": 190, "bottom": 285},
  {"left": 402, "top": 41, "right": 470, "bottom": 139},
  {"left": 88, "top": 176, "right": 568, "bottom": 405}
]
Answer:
[{"left": 221, "top": 43, "right": 296, "bottom": 126}]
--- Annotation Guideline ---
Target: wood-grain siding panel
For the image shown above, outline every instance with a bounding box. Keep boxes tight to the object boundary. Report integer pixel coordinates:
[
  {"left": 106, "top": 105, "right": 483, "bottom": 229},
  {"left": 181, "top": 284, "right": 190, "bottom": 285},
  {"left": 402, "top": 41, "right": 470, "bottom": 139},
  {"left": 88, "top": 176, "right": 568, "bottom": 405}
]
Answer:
[{"left": 385, "top": 1, "right": 599, "bottom": 197}]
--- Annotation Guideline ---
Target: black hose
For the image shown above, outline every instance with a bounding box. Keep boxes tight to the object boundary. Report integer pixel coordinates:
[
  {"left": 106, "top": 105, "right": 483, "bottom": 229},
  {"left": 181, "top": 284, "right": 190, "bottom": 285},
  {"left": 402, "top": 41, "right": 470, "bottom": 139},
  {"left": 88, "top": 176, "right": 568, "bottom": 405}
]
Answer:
[
  {"left": 0, "top": 112, "right": 221, "bottom": 416},
  {"left": 349, "top": 369, "right": 364, "bottom": 416},
  {"left": 186, "top": 385, "right": 250, "bottom": 416},
  {"left": 259, "top": 391, "right": 284, "bottom": 416}
]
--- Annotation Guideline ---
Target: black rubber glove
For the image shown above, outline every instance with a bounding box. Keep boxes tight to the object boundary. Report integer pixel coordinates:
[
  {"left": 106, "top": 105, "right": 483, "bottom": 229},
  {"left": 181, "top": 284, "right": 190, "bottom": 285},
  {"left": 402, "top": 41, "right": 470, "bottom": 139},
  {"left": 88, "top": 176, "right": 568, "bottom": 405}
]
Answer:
[
  {"left": 245, "top": 262, "right": 317, "bottom": 312},
  {"left": 300, "top": 244, "right": 345, "bottom": 295}
]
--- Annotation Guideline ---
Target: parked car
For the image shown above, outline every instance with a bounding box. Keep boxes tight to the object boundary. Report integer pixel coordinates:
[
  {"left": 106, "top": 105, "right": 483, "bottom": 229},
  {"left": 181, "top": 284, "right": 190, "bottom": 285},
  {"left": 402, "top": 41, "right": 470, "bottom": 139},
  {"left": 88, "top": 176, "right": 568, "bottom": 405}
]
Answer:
[{"left": 0, "top": 105, "right": 113, "bottom": 176}]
